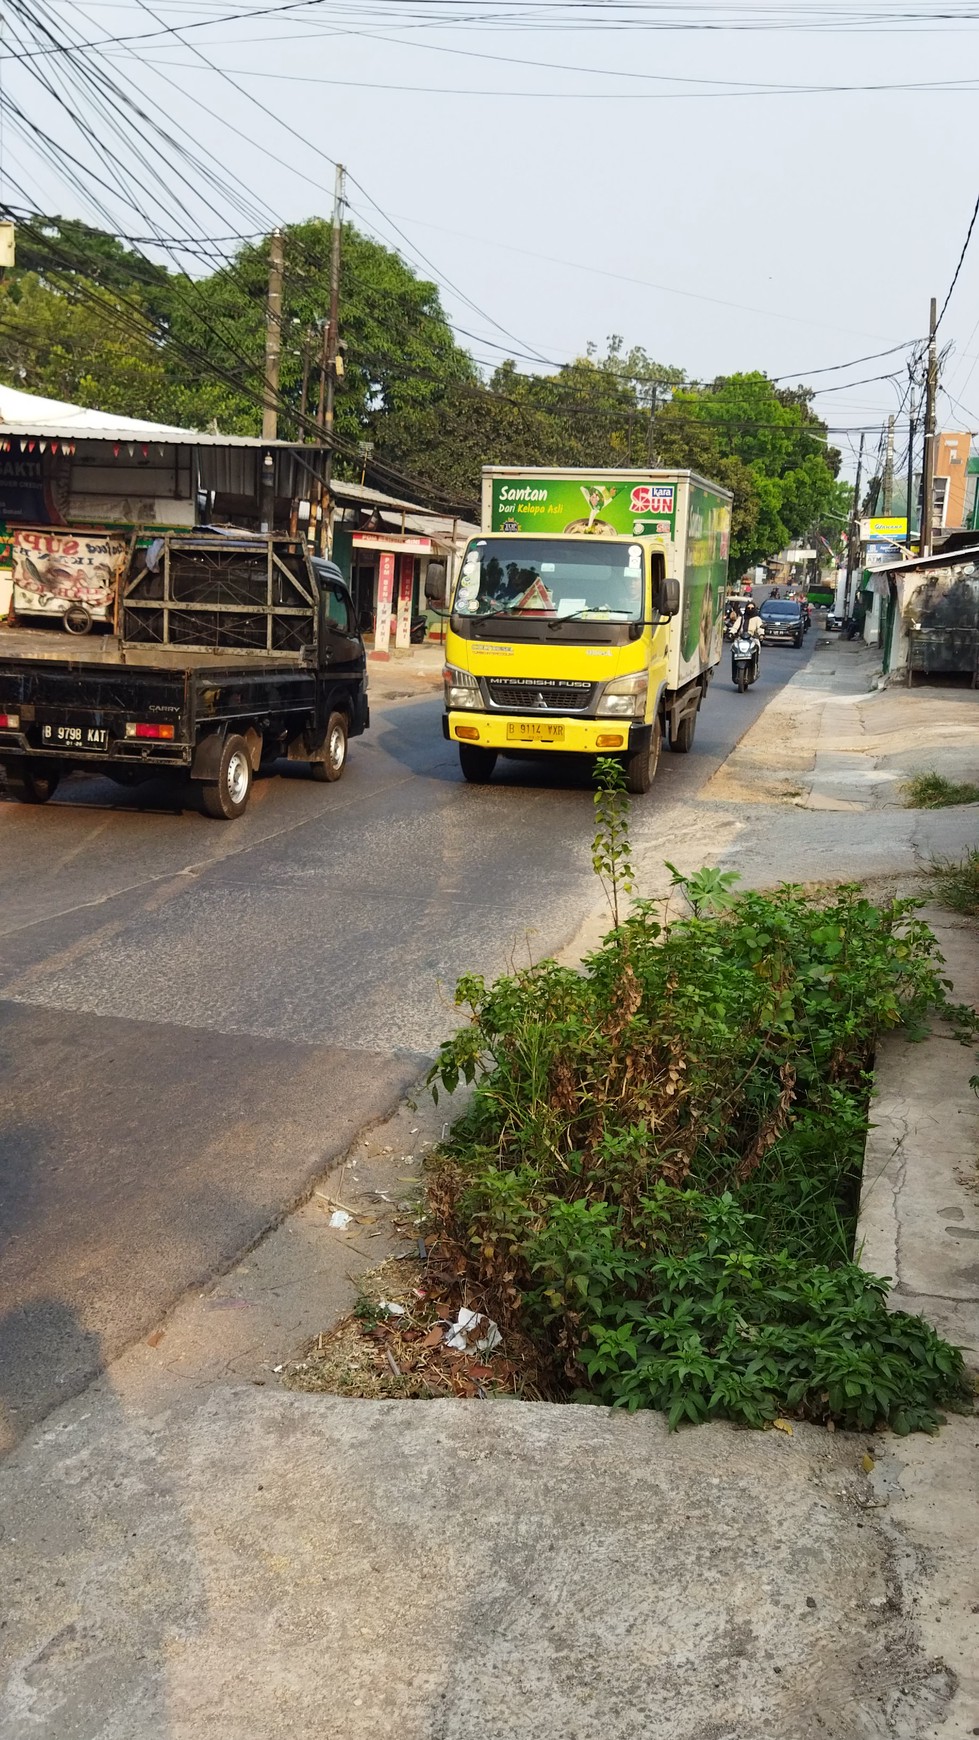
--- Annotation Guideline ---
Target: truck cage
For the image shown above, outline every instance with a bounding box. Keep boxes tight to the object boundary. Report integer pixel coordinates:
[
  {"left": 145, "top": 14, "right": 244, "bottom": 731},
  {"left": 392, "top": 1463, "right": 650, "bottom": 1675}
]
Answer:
[{"left": 119, "top": 534, "right": 318, "bottom": 657}]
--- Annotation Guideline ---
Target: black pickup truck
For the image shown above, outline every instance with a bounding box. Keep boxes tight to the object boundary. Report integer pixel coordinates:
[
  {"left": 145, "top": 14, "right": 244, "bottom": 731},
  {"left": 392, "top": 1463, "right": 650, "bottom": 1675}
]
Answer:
[{"left": 0, "top": 535, "right": 368, "bottom": 819}]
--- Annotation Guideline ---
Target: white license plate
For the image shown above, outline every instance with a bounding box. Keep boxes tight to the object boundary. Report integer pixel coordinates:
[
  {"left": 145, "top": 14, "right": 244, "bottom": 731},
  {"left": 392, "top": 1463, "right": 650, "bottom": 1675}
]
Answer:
[{"left": 41, "top": 724, "right": 109, "bottom": 749}]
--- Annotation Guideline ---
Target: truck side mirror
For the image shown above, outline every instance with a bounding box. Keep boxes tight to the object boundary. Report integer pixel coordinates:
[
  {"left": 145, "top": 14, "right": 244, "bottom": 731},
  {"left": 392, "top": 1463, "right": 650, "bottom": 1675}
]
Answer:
[
  {"left": 660, "top": 577, "right": 680, "bottom": 617},
  {"left": 425, "top": 561, "right": 447, "bottom": 605}
]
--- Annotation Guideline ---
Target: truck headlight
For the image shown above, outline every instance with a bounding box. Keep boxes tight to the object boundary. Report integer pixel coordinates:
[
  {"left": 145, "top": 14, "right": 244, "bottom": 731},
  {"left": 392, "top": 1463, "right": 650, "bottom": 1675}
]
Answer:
[
  {"left": 443, "top": 664, "right": 480, "bottom": 710},
  {"left": 597, "top": 672, "right": 648, "bottom": 718}
]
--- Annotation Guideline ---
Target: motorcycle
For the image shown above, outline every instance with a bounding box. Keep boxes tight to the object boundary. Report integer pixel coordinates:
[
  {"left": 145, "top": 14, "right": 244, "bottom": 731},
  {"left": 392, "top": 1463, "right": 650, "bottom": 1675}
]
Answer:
[{"left": 731, "top": 628, "right": 760, "bottom": 692}]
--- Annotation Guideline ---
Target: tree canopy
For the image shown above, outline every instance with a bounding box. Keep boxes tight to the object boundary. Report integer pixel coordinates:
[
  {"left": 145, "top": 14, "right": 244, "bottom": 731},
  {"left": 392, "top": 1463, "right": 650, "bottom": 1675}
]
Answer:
[{"left": 0, "top": 213, "right": 847, "bottom": 562}]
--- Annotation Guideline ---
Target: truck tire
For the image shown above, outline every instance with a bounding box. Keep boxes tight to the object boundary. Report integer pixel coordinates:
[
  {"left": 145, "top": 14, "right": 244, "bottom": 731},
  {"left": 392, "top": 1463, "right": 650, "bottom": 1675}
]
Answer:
[
  {"left": 6, "top": 761, "right": 61, "bottom": 804},
  {"left": 310, "top": 711, "right": 348, "bottom": 782},
  {"left": 200, "top": 733, "right": 252, "bottom": 820},
  {"left": 670, "top": 709, "right": 697, "bottom": 754},
  {"left": 459, "top": 744, "right": 497, "bottom": 784},
  {"left": 623, "top": 720, "right": 661, "bottom": 795}
]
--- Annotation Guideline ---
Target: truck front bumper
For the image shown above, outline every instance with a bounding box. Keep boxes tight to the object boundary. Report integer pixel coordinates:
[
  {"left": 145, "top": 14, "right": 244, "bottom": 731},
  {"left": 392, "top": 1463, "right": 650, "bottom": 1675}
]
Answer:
[{"left": 444, "top": 711, "right": 645, "bottom": 754}]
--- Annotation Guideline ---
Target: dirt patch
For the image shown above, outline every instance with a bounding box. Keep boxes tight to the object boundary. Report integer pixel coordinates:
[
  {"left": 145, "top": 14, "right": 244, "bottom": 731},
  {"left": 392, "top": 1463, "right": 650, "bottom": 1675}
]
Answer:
[{"left": 285, "top": 1249, "right": 549, "bottom": 1402}]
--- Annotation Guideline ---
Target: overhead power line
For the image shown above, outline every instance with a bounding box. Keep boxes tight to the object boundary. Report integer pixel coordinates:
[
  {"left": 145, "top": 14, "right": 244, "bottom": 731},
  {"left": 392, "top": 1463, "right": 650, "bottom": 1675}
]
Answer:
[{"left": 936, "top": 186, "right": 979, "bottom": 330}]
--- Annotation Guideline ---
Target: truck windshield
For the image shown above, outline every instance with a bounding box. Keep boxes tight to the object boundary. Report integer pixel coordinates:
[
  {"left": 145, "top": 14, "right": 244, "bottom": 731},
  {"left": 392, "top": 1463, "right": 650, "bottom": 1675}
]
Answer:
[{"left": 454, "top": 539, "right": 644, "bottom": 621}]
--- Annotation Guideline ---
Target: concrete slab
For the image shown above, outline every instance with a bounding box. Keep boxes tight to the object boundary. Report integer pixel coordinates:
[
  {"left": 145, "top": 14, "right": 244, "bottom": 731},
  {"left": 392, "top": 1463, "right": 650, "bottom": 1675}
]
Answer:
[
  {"left": 705, "top": 642, "right": 979, "bottom": 813},
  {"left": 858, "top": 909, "right": 979, "bottom": 1736},
  {"left": 0, "top": 1389, "right": 958, "bottom": 1740}
]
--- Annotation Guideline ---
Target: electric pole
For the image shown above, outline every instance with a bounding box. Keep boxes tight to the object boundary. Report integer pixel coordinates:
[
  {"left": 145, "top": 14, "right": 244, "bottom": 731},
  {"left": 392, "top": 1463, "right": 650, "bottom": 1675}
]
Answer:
[
  {"left": 646, "top": 384, "right": 658, "bottom": 466},
  {"left": 324, "top": 163, "right": 345, "bottom": 454},
  {"left": 905, "top": 382, "right": 917, "bottom": 550},
  {"left": 261, "top": 227, "right": 284, "bottom": 442},
  {"left": 920, "top": 296, "right": 939, "bottom": 557},
  {"left": 844, "top": 430, "right": 865, "bottom": 622},
  {"left": 882, "top": 414, "right": 895, "bottom": 514}
]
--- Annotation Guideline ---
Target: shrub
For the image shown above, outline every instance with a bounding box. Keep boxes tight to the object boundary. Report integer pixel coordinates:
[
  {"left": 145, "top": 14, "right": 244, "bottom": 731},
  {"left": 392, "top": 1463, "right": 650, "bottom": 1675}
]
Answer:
[{"left": 427, "top": 769, "right": 975, "bottom": 1431}]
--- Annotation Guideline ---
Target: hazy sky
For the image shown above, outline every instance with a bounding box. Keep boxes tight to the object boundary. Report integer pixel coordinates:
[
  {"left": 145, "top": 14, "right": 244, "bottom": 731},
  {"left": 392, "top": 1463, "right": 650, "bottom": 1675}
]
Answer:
[{"left": 6, "top": 0, "right": 979, "bottom": 478}]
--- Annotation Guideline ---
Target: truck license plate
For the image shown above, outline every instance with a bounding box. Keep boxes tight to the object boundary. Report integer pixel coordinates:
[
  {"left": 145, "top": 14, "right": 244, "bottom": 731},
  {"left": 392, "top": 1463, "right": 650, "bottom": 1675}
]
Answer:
[
  {"left": 41, "top": 724, "right": 109, "bottom": 749},
  {"left": 505, "top": 722, "right": 565, "bottom": 743}
]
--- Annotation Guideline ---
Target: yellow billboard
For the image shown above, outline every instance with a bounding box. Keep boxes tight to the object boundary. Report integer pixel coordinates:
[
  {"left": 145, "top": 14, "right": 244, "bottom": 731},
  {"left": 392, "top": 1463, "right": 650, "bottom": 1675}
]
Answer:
[{"left": 862, "top": 516, "right": 908, "bottom": 540}]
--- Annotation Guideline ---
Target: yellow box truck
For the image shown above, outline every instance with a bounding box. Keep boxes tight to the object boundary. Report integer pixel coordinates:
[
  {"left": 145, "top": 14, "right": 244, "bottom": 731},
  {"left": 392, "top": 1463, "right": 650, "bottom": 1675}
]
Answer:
[{"left": 442, "top": 467, "right": 733, "bottom": 792}]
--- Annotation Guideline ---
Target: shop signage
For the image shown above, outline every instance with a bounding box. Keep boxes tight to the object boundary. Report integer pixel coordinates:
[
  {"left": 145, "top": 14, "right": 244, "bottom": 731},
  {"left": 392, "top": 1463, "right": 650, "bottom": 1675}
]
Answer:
[{"left": 352, "top": 532, "right": 431, "bottom": 554}]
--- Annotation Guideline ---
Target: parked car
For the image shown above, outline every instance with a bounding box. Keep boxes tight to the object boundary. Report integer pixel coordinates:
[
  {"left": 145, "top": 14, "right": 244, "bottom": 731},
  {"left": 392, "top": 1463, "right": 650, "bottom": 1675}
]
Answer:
[{"left": 758, "top": 598, "right": 806, "bottom": 647}]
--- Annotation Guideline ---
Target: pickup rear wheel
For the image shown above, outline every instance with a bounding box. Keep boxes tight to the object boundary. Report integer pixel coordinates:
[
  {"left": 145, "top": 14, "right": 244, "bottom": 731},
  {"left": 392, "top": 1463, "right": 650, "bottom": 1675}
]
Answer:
[
  {"left": 622, "top": 720, "right": 661, "bottom": 795},
  {"left": 200, "top": 734, "right": 252, "bottom": 820},
  {"left": 6, "top": 761, "right": 60, "bottom": 804},
  {"left": 459, "top": 744, "right": 497, "bottom": 784},
  {"left": 310, "top": 711, "right": 348, "bottom": 782}
]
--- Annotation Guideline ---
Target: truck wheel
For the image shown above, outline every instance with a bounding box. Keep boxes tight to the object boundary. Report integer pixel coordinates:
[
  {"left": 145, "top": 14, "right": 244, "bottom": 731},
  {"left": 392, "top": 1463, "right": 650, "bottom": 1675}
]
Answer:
[
  {"left": 623, "top": 720, "right": 661, "bottom": 795},
  {"left": 310, "top": 711, "right": 347, "bottom": 782},
  {"left": 6, "top": 761, "right": 60, "bottom": 804},
  {"left": 670, "top": 710, "right": 697, "bottom": 754},
  {"left": 459, "top": 744, "right": 497, "bottom": 784},
  {"left": 200, "top": 733, "right": 252, "bottom": 819}
]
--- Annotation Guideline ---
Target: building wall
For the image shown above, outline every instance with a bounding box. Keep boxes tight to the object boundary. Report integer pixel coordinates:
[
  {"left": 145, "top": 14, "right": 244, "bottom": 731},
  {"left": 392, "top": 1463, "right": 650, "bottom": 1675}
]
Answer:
[{"left": 934, "top": 431, "right": 971, "bottom": 528}]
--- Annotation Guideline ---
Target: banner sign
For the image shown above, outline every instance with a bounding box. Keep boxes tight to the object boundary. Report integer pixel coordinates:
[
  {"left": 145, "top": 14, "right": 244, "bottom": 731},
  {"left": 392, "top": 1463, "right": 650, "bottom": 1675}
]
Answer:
[
  {"left": 490, "top": 476, "right": 678, "bottom": 537},
  {"left": 373, "top": 549, "right": 396, "bottom": 657},
  {"left": 12, "top": 527, "right": 128, "bottom": 622},
  {"left": 861, "top": 516, "right": 908, "bottom": 541},
  {"left": 395, "top": 553, "right": 414, "bottom": 649}
]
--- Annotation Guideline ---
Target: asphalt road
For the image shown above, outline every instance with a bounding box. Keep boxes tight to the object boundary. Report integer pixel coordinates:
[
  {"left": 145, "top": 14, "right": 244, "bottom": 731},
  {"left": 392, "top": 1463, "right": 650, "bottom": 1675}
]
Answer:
[{"left": 0, "top": 630, "right": 813, "bottom": 1443}]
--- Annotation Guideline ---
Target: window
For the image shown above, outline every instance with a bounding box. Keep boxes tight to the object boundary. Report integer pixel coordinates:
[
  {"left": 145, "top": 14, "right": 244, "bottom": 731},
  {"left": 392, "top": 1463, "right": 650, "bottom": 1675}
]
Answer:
[
  {"left": 324, "top": 585, "right": 351, "bottom": 632},
  {"left": 933, "top": 476, "right": 949, "bottom": 529}
]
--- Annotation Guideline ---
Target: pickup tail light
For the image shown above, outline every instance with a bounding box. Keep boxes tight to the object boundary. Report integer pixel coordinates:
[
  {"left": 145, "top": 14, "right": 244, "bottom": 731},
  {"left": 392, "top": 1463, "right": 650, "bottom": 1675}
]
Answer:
[
  {"left": 125, "top": 722, "right": 175, "bottom": 740},
  {"left": 0, "top": 713, "right": 20, "bottom": 728}
]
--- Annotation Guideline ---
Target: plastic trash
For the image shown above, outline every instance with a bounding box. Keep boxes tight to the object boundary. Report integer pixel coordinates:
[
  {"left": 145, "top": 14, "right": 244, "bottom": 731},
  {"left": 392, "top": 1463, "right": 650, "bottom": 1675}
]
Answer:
[
  {"left": 445, "top": 1308, "right": 502, "bottom": 1353},
  {"left": 328, "top": 1209, "right": 352, "bottom": 1230}
]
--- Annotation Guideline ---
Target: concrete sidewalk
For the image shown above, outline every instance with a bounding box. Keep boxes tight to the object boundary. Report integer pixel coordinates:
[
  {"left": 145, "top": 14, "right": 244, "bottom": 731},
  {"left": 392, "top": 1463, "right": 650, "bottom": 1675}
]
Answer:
[
  {"left": 707, "top": 639, "right": 979, "bottom": 812},
  {"left": 858, "top": 910, "right": 979, "bottom": 1736},
  {"left": 368, "top": 640, "right": 445, "bottom": 703},
  {"left": 3, "top": 640, "right": 979, "bottom": 1738}
]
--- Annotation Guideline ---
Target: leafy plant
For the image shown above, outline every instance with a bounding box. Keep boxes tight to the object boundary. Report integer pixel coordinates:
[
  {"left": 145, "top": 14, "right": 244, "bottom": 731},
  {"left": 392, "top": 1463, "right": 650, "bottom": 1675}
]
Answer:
[
  {"left": 592, "top": 757, "right": 635, "bottom": 925},
  {"left": 903, "top": 771, "right": 979, "bottom": 809},
  {"left": 427, "top": 870, "right": 976, "bottom": 1432}
]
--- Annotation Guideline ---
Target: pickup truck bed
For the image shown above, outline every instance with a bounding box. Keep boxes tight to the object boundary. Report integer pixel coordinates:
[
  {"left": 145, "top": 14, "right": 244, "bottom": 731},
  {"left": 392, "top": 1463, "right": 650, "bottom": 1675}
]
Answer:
[{"left": 0, "top": 544, "right": 368, "bottom": 819}]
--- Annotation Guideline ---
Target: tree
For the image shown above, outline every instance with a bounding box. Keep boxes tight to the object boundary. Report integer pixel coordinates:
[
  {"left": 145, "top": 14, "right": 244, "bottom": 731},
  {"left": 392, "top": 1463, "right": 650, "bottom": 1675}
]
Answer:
[
  {"left": 0, "top": 214, "right": 847, "bottom": 561},
  {"left": 0, "top": 271, "right": 170, "bottom": 419},
  {"left": 653, "top": 373, "right": 843, "bottom": 571}
]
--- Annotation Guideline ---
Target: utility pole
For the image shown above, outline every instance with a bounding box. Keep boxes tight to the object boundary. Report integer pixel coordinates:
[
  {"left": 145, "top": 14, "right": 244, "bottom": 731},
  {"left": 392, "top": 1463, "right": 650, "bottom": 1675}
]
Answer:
[
  {"left": 843, "top": 430, "right": 865, "bottom": 622},
  {"left": 320, "top": 163, "right": 346, "bottom": 553},
  {"left": 882, "top": 414, "right": 895, "bottom": 514},
  {"left": 298, "top": 328, "right": 312, "bottom": 429},
  {"left": 261, "top": 227, "right": 284, "bottom": 442},
  {"left": 905, "top": 383, "right": 917, "bottom": 550},
  {"left": 920, "top": 296, "right": 939, "bottom": 557},
  {"left": 646, "top": 384, "right": 658, "bottom": 466}
]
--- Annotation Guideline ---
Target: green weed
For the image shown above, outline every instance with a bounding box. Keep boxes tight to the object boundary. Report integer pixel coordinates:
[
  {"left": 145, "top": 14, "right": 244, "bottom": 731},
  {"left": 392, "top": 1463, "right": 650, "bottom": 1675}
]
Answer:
[
  {"left": 903, "top": 771, "right": 979, "bottom": 809},
  {"left": 929, "top": 847, "right": 979, "bottom": 916},
  {"left": 426, "top": 767, "right": 976, "bottom": 1433}
]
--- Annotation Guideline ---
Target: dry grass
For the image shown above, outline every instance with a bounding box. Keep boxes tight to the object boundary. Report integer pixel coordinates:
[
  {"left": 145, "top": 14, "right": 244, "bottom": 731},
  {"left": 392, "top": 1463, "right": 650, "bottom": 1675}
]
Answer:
[{"left": 284, "top": 1247, "right": 549, "bottom": 1403}]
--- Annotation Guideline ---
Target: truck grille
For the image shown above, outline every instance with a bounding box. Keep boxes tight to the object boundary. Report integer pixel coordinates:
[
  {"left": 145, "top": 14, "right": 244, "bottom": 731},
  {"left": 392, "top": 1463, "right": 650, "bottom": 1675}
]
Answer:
[{"left": 486, "top": 677, "right": 594, "bottom": 713}]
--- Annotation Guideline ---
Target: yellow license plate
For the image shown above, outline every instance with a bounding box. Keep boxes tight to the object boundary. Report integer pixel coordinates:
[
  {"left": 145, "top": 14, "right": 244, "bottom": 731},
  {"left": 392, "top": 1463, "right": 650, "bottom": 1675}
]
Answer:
[{"left": 506, "top": 722, "right": 565, "bottom": 743}]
